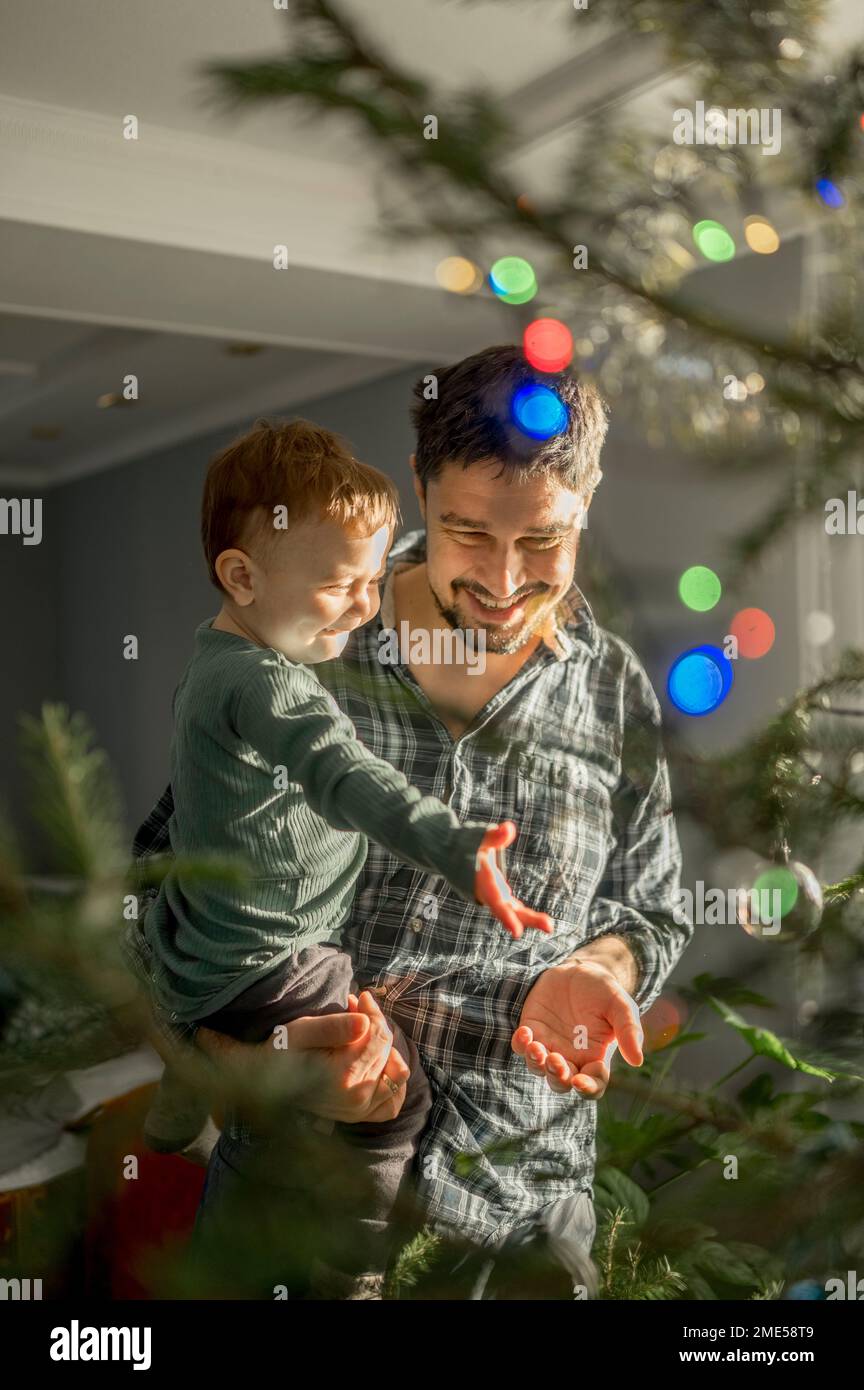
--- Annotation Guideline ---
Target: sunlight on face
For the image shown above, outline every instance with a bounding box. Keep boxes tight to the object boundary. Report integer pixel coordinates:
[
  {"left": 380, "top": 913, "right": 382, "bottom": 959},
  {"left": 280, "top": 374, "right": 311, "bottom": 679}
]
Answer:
[
  {"left": 422, "top": 461, "right": 588, "bottom": 655},
  {"left": 252, "top": 518, "right": 391, "bottom": 663}
]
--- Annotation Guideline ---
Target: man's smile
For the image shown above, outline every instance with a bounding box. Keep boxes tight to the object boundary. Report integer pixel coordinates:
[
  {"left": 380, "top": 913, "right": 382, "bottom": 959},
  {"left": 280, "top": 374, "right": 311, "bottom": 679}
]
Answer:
[{"left": 460, "top": 587, "right": 546, "bottom": 626}]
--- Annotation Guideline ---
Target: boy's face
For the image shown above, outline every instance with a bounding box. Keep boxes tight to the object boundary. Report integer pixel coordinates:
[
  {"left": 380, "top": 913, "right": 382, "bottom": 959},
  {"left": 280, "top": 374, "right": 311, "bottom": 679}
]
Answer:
[{"left": 221, "top": 515, "right": 391, "bottom": 664}]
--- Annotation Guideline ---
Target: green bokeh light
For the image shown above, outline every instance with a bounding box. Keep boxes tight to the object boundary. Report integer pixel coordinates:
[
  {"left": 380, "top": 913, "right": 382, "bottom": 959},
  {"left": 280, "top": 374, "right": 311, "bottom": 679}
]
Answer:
[
  {"left": 753, "top": 867, "right": 799, "bottom": 919},
  {"left": 489, "top": 256, "right": 538, "bottom": 305},
  {"left": 678, "top": 565, "right": 722, "bottom": 612},
  {"left": 692, "top": 220, "right": 736, "bottom": 263}
]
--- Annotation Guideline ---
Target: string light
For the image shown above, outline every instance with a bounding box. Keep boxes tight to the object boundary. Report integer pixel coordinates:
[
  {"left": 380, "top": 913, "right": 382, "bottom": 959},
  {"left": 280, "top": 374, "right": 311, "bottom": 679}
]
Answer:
[
  {"left": 730, "top": 607, "right": 776, "bottom": 659},
  {"left": 744, "top": 216, "right": 780, "bottom": 254},
  {"left": 436, "top": 257, "right": 482, "bottom": 294},
  {"left": 511, "top": 383, "right": 568, "bottom": 440},
  {"left": 816, "top": 178, "right": 844, "bottom": 209},
  {"left": 679, "top": 565, "right": 722, "bottom": 612},
  {"left": 692, "top": 220, "right": 736, "bottom": 262},
  {"left": 489, "top": 256, "right": 537, "bottom": 305},
  {"left": 523, "top": 318, "right": 574, "bottom": 373},
  {"left": 668, "top": 645, "right": 734, "bottom": 716},
  {"left": 804, "top": 611, "right": 834, "bottom": 645},
  {"left": 779, "top": 37, "right": 804, "bottom": 60}
]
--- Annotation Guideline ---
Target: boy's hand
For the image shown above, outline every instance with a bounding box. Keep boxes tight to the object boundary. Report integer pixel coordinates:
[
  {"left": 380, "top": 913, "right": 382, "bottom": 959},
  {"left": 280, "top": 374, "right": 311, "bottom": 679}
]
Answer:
[
  {"left": 292, "top": 990, "right": 409, "bottom": 1122},
  {"left": 346, "top": 991, "right": 409, "bottom": 1120},
  {"left": 474, "top": 821, "right": 554, "bottom": 940}
]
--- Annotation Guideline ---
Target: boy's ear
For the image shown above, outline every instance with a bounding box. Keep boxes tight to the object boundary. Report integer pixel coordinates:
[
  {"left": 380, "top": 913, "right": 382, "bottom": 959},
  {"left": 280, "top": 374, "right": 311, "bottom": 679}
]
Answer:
[{"left": 215, "top": 548, "right": 255, "bottom": 606}]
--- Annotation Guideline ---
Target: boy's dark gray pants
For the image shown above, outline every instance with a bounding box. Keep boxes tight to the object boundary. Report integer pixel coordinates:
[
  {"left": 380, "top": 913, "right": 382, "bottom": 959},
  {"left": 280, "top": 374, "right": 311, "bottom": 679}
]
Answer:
[{"left": 189, "top": 941, "right": 432, "bottom": 1284}]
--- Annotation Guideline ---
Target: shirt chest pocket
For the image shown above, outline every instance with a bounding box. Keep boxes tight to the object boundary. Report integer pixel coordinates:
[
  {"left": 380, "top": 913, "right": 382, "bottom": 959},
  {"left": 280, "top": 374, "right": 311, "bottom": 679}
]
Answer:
[{"left": 503, "top": 747, "right": 616, "bottom": 928}]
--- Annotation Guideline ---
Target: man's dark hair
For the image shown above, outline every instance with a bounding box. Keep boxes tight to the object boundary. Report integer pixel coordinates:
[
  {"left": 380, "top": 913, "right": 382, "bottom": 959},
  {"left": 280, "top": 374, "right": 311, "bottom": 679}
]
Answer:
[{"left": 410, "top": 344, "right": 608, "bottom": 495}]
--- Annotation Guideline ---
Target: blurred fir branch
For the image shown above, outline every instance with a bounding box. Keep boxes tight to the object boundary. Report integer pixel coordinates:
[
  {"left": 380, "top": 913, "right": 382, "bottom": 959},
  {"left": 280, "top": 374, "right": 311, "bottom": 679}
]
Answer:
[
  {"left": 595, "top": 1205, "right": 688, "bottom": 1300},
  {"left": 204, "top": 0, "right": 864, "bottom": 573},
  {"left": 665, "top": 646, "right": 864, "bottom": 856},
  {"left": 0, "top": 705, "right": 862, "bottom": 1295},
  {"left": 19, "top": 704, "right": 126, "bottom": 879},
  {"left": 383, "top": 1226, "right": 442, "bottom": 1299}
]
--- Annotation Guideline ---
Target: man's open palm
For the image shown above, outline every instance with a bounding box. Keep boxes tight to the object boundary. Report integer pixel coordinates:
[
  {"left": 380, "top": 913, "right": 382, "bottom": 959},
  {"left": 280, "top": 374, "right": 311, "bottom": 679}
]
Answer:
[{"left": 512, "top": 958, "right": 644, "bottom": 1098}]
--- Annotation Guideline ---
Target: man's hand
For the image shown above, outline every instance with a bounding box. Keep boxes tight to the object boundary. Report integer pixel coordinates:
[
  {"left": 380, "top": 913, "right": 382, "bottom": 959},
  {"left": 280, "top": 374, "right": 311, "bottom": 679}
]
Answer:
[
  {"left": 511, "top": 954, "right": 644, "bottom": 1099},
  {"left": 195, "top": 989, "right": 409, "bottom": 1124}
]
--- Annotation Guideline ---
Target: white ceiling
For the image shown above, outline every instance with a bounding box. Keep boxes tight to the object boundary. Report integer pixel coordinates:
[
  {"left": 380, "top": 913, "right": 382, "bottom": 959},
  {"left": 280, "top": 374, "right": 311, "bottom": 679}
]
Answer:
[
  {"left": 0, "top": 311, "right": 402, "bottom": 484},
  {"left": 0, "top": 0, "right": 603, "bottom": 163},
  {"left": 1, "top": 0, "right": 862, "bottom": 486},
  {"left": 0, "top": 0, "right": 625, "bottom": 485}
]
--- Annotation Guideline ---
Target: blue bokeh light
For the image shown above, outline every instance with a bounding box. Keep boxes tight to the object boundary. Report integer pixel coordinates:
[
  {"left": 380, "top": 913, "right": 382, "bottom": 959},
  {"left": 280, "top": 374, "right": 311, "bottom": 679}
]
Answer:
[
  {"left": 667, "top": 644, "right": 734, "bottom": 716},
  {"left": 815, "top": 177, "right": 844, "bottom": 209},
  {"left": 785, "top": 1280, "right": 827, "bottom": 1301},
  {"left": 511, "top": 384, "right": 569, "bottom": 440}
]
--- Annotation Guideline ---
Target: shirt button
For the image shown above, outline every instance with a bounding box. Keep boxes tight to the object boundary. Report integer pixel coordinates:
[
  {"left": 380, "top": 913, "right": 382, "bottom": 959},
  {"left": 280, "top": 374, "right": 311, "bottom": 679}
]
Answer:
[
  {"left": 408, "top": 917, "right": 423, "bottom": 933},
  {"left": 369, "top": 985, "right": 388, "bottom": 1001}
]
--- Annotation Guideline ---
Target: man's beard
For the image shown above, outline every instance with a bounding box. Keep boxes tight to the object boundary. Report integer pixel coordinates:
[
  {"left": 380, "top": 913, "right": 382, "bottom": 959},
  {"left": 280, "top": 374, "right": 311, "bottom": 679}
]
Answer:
[{"left": 428, "top": 580, "right": 555, "bottom": 656}]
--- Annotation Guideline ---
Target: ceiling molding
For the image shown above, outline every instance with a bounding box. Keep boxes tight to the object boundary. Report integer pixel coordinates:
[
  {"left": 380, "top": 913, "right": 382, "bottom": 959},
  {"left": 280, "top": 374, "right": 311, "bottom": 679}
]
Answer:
[
  {"left": 0, "top": 93, "right": 434, "bottom": 287},
  {"left": 0, "top": 220, "right": 509, "bottom": 359},
  {"left": 507, "top": 32, "right": 685, "bottom": 154}
]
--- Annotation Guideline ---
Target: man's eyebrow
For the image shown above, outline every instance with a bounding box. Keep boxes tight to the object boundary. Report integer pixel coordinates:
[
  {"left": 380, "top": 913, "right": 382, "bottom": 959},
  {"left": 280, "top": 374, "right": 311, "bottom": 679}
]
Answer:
[
  {"left": 439, "top": 511, "right": 574, "bottom": 536},
  {"left": 439, "top": 512, "right": 486, "bottom": 528}
]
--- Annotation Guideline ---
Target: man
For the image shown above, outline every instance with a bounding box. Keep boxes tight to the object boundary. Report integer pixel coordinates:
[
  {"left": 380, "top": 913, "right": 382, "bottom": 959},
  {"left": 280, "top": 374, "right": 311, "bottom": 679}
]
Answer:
[{"left": 131, "top": 344, "right": 692, "bottom": 1298}]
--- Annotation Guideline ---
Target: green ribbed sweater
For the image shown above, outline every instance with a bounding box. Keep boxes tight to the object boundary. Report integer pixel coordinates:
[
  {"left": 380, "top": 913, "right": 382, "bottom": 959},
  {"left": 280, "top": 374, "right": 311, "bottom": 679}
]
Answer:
[{"left": 144, "top": 621, "right": 489, "bottom": 1021}]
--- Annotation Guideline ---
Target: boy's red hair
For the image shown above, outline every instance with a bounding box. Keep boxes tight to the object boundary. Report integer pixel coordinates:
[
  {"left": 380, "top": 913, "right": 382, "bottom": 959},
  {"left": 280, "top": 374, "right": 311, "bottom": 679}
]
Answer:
[{"left": 201, "top": 417, "right": 400, "bottom": 590}]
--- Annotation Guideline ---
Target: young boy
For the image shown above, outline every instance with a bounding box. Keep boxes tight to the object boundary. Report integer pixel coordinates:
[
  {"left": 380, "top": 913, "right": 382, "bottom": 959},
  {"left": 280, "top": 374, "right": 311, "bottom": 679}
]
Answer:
[{"left": 136, "top": 418, "right": 551, "bottom": 1296}]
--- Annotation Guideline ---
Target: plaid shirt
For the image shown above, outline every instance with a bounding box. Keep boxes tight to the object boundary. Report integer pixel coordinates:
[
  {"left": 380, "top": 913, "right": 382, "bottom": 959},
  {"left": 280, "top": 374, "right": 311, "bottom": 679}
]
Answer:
[{"left": 126, "top": 528, "right": 691, "bottom": 1246}]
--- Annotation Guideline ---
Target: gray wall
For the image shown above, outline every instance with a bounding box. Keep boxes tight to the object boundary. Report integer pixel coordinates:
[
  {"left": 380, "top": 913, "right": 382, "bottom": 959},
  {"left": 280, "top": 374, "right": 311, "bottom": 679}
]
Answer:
[
  {"left": 0, "top": 530, "right": 59, "bottom": 822},
  {"left": 48, "top": 367, "right": 424, "bottom": 831}
]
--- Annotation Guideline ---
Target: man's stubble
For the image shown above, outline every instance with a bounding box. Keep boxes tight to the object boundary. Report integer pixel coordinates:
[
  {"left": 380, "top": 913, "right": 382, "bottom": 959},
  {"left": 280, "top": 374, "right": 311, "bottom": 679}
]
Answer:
[{"left": 427, "top": 579, "right": 564, "bottom": 657}]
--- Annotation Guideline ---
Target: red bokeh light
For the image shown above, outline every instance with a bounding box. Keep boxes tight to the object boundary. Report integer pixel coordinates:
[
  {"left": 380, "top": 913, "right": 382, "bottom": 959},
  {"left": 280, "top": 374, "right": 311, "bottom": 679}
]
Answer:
[
  {"left": 523, "top": 317, "right": 574, "bottom": 374},
  {"left": 730, "top": 607, "right": 776, "bottom": 659},
  {"left": 642, "top": 995, "right": 685, "bottom": 1052}
]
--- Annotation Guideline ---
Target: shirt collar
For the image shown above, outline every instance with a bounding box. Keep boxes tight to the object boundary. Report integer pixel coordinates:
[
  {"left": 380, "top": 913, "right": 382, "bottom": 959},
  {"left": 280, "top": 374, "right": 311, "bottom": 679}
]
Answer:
[{"left": 379, "top": 528, "right": 600, "bottom": 662}]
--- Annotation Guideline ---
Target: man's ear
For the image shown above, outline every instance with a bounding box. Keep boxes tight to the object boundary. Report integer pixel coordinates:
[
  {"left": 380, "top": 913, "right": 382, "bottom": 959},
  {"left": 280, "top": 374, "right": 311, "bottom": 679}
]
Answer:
[
  {"left": 215, "top": 548, "right": 256, "bottom": 606},
  {"left": 409, "top": 453, "right": 426, "bottom": 520}
]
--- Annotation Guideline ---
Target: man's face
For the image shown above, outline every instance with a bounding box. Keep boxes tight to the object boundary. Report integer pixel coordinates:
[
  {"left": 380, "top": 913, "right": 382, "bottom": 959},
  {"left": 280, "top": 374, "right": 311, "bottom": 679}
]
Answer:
[{"left": 416, "top": 459, "right": 590, "bottom": 655}]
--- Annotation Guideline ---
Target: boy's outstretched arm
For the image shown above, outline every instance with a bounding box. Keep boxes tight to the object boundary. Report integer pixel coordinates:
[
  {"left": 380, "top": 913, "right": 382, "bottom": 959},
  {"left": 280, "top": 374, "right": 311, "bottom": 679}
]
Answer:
[{"left": 234, "top": 662, "right": 552, "bottom": 938}]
